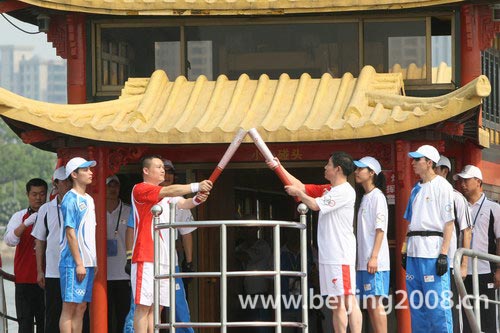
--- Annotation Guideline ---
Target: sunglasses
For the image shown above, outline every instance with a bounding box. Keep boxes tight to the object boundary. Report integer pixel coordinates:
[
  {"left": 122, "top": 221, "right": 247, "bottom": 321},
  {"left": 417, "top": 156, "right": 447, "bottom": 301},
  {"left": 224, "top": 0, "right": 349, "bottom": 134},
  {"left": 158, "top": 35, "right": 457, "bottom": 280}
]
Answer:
[{"left": 413, "top": 157, "right": 423, "bottom": 161}]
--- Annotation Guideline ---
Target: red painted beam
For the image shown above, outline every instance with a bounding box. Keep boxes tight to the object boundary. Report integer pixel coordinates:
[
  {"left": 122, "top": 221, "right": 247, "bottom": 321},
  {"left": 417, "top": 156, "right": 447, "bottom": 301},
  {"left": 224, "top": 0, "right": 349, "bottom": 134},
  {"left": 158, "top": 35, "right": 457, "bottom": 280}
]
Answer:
[
  {"left": 0, "top": 0, "right": 30, "bottom": 13},
  {"left": 20, "top": 130, "right": 58, "bottom": 144},
  {"left": 66, "top": 13, "right": 87, "bottom": 104}
]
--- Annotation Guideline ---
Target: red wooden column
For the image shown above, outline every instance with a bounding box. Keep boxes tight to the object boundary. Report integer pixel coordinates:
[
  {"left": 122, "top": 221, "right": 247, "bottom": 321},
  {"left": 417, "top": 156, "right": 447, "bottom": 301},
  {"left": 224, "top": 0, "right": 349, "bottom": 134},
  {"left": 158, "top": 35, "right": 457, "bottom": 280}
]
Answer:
[
  {"left": 460, "top": 4, "right": 483, "bottom": 168},
  {"left": 394, "top": 140, "right": 412, "bottom": 332},
  {"left": 88, "top": 146, "right": 108, "bottom": 333},
  {"left": 66, "top": 13, "right": 87, "bottom": 104}
]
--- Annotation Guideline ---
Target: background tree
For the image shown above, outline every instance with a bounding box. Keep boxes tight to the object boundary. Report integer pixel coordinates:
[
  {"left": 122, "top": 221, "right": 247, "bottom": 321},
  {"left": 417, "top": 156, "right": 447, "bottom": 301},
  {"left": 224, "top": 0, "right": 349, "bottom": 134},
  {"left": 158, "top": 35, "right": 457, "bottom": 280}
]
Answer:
[{"left": 0, "top": 121, "right": 56, "bottom": 226}]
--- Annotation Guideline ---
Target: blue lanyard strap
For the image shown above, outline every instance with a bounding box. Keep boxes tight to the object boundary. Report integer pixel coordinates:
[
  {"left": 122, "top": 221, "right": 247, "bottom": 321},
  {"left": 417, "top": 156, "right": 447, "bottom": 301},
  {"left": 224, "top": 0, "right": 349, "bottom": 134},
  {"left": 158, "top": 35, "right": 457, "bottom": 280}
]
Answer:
[{"left": 470, "top": 195, "right": 487, "bottom": 247}]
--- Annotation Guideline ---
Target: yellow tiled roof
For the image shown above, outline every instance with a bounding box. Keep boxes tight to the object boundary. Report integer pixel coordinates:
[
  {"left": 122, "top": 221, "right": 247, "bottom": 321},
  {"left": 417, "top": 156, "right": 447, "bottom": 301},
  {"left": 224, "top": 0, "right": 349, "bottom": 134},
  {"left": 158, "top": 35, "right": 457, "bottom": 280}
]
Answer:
[
  {"left": 16, "top": 0, "right": 463, "bottom": 15},
  {"left": 0, "top": 66, "right": 490, "bottom": 144}
]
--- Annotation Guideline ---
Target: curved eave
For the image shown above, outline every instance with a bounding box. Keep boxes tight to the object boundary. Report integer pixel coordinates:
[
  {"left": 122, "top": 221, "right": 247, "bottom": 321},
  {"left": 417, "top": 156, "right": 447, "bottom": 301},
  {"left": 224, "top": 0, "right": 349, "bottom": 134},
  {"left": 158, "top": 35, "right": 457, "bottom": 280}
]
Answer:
[
  {"left": 0, "top": 68, "right": 490, "bottom": 145},
  {"left": 15, "top": 0, "right": 464, "bottom": 16}
]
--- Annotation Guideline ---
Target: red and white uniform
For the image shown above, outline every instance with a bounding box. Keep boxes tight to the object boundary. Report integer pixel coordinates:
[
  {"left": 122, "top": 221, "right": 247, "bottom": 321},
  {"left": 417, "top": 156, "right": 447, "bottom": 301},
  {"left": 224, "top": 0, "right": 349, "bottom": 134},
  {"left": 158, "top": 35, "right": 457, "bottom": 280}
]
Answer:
[
  {"left": 131, "top": 182, "right": 170, "bottom": 306},
  {"left": 4, "top": 209, "right": 38, "bottom": 283},
  {"left": 306, "top": 182, "right": 356, "bottom": 296}
]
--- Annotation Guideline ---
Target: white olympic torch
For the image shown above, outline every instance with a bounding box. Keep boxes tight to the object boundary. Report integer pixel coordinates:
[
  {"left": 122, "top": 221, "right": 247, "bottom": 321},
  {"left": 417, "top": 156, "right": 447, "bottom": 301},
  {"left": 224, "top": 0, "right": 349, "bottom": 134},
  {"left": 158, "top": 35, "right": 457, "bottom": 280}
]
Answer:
[{"left": 248, "top": 128, "right": 294, "bottom": 188}]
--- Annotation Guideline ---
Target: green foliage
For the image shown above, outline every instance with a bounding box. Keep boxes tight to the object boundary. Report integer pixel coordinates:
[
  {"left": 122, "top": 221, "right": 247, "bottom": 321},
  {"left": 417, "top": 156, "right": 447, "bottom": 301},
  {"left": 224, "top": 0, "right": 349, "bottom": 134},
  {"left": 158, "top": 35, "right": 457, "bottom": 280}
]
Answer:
[{"left": 0, "top": 120, "right": 56, "bottom": 224}]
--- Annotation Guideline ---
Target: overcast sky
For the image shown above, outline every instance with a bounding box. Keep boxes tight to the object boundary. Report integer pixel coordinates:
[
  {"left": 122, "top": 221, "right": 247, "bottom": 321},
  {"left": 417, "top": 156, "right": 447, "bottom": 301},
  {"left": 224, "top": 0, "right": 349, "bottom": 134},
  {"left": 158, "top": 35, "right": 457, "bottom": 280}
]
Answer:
[{"left": 0, "top": 14, "right": 59, "bottom": 60}]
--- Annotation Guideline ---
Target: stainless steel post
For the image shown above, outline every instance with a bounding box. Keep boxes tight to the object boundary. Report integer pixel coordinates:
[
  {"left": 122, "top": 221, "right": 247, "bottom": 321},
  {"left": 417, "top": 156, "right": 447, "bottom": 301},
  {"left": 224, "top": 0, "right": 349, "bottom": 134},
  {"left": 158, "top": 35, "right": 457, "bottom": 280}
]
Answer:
[
  {"left": 472, "top": 256, "right": 481, "bottom": 331},
  {"left": 221, "top": 223, "right": 227, "bottom": 333},
  {"left": 152, "top": 204, "right": 163, "bottom": 333},
  {"left": 298, "top": 203, "right": 309, "bottom": 333},
  {"left": 169, "top": 202, "right": 176, "bottom": 332},
  {"left": 274, "top": 224, "right": 281, "bottom": 333}
]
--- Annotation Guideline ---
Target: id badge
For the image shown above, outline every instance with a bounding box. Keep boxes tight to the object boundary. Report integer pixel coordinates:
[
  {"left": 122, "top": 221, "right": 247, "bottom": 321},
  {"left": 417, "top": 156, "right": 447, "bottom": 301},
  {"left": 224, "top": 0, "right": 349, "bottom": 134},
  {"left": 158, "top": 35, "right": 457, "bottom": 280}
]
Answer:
[{"left": 107, "top": 239, "right": 118, "bottom": 257}]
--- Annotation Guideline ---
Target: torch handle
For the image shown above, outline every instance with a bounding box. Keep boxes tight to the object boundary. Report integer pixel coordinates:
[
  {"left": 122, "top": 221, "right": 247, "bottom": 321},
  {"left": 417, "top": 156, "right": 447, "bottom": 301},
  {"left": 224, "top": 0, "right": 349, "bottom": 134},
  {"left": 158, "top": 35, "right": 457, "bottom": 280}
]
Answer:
[{"left": 208, "top": 167, "right": 223, "bottom": 184}]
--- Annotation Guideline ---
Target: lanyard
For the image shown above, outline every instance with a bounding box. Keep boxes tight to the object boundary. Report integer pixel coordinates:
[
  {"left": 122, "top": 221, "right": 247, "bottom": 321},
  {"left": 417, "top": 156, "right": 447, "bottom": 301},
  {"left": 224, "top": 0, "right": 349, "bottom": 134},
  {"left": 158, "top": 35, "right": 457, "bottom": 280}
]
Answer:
[
  {"left": 471, "top": 195, "right": 486, "bottom": 229},
  {"left": 470, "top": 195, "right": 487, "bottom": 248},
  {"left": 56, "top": 198, "right": 61, "bottom": 228},
  {"left": 114, "top": 202, "right": 123, "bottom": 237}
]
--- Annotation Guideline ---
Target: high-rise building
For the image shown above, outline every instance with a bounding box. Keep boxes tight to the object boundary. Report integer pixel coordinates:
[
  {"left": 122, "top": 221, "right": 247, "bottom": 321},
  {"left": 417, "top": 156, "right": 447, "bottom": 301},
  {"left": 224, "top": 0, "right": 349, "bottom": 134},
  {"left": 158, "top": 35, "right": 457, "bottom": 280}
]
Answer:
[
  {"left": 0, "top": 45, "right": 67, "bottom": 103},
  {"left": 0, "top": 45, "right": 33, "bottom": 92}
]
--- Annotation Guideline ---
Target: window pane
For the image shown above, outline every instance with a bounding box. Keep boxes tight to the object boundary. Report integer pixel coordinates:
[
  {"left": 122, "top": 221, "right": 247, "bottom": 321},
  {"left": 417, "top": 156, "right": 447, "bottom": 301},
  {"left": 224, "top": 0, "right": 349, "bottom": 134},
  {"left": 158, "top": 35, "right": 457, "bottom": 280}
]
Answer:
[
  {"left": 185, "top": 23, "right": 359, "bottom": 80},
  {"left": 431, "top": 16, "right": 452, "bottom": 83},
  {"left": 100, "top": 26, "right": 180, "bottom": 87},
  {"left": 364, "top": 20, "right": 426, "bottom": 80}
]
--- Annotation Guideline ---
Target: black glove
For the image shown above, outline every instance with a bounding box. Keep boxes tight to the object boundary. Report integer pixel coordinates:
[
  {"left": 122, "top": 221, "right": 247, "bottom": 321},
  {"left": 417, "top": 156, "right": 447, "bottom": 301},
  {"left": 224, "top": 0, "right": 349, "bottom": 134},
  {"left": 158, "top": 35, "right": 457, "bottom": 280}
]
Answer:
[
  {"left": 436, "top": 254, "right": 448, "bottom": 276},
  {"left": 182, "top": 260, "right": 195, "bottom": 284},
  {"left": 182, "top": 260, "right": 195, "bottom": 272},
  {"left": 124, "top": 259, "right": 131, "bottom": 276},
  {"left": 401, "top": 253, "right": 407, "bottom": 271}
]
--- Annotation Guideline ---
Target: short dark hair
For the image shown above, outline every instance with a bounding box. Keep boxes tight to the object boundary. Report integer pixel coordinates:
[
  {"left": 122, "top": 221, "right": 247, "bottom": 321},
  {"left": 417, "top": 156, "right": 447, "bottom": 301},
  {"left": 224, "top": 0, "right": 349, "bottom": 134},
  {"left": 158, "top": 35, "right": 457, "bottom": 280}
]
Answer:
[
  {"left": 330, "top": 152, "right": 354, "bottom": 177},
  {"left": 424, "top": 157, "right": 437, "bottom": 169},
  {"left": 26, "top": 178, "right": 48, "bottom": 193},
  {"left": 141, "top": 155, "right": 163, "bottom": 169}
]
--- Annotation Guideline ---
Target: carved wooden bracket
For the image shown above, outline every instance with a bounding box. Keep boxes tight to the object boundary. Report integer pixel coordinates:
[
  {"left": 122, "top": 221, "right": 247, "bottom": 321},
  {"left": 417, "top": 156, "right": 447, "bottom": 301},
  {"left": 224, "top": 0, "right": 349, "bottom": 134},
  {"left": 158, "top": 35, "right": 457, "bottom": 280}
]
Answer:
[
  {"left": 478, "top": 5, "right": 500, "bottom": 51},
  {"left": 463, "top": 4, "right": 500, "bottom": 52},
  {"left": 108, "top": 147, "right": 147, "bottom": 175},
  {"left": 47, "top": 15, "right": 67, "bottom": 59},
  {"left": 359, "top": 142, "right": 393, "bottom": 169},
  {"left": 20, "top": 130, "right": 58, "bottom": 144},
  {"left": 439, "top": 122, "right": 465, "bottom": 137},
  {"left": 0, "top": 0, "right": 30, "bottom": 13}
]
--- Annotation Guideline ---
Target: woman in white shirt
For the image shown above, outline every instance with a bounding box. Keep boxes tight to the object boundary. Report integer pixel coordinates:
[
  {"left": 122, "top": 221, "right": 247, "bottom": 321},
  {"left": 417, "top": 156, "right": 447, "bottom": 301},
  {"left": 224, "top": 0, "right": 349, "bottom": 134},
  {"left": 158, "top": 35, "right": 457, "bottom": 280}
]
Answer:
[{"left": 354, "top": 156, "right": 389, "bottom": 333}]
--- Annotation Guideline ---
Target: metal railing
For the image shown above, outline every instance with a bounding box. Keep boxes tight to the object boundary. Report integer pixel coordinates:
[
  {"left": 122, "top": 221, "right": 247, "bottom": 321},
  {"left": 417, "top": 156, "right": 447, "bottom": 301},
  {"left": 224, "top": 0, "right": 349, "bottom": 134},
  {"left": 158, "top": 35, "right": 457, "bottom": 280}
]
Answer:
[
  {"left": 0, "top": 261, "right": 18, "bottom": 333},
  {"left": 152, "top": 203, "right": 310, "bottom": 333},
  {"left": 453, "top": 248, "right": 500, "bottom": 333}
]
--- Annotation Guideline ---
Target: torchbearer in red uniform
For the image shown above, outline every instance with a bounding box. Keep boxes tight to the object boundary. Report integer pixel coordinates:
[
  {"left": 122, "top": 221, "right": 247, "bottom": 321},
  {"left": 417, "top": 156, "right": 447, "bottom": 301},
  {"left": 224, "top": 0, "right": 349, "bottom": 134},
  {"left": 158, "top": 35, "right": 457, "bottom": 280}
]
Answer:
[
  {"left": 4, "top": 178, "right": 48, "bottom": 333},
  {"left": 131, "top": 155, "right": 212, "bottom": 333}
]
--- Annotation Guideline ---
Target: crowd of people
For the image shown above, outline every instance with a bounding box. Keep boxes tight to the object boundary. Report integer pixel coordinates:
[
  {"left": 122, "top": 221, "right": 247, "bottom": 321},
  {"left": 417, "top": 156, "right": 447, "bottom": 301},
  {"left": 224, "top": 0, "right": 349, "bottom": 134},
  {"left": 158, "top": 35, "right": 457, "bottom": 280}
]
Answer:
[
  {"left": 2, "top": 145, "right": 499, "bottom": 333},
  {"left": 4, "top": 155, "right": 211, "bottom": 333},
  {"left": 267, "top": 145, "right": 499, "bottom": 333}
]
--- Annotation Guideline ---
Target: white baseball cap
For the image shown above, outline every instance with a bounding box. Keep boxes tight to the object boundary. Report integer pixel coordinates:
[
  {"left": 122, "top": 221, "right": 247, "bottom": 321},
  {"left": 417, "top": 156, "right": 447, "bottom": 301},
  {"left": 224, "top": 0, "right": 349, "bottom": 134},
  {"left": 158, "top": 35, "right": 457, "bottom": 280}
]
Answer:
[
  {"left": 106, "top": 175, "right": 120, "bottom": 185},
  {"left": 53, "top": 167, "right": 66, "bottom": 181},
  {"left": 436, "top": 156, "right": 451, "bottom": 170},
  {"left": 453, "top": 165, "right": 483, "bottom": 181},
  {"left": 163, "top": 159, "right": 175, "bottom": 170},
  {"left": 353, "top": 156, "right": 382, "bottom": 175},
  {"left": 408, "top": 145, "right": 440, "bottom": 163},
  {"left": 65, "top": 157, "right": 97, "bottom": 178}
]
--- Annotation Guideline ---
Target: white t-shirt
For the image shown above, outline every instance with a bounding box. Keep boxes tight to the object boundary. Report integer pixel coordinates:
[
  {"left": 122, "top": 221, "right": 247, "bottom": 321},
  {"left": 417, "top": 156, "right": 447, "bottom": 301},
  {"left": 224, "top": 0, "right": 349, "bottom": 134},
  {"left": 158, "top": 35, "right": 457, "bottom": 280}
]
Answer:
[
  {"left": 106, "top": 201, "right": 131, "bottom": 280},
  {"left": 356, "top": 188, "right": 390, "bottom": 271},
  {"left": 31, "top": 198, "right": 63, "bottom": 278},
  {"left": 467, "top": 194, "right": 500, "bottom": 274},
  {"left": 60, "top": 190, "right": 97, "bottom": 267},
  {"left": 407, "top": 176, "right": 455, "bottom": 258},
  {"left": 158, "top": 197, "right": 197, "bottom": 267},
  {"left": 314, "top": 181, "right": 356, "bottom": 265},
  {"left": 449, "top": 190, "right": 471, "bottom": 269}
]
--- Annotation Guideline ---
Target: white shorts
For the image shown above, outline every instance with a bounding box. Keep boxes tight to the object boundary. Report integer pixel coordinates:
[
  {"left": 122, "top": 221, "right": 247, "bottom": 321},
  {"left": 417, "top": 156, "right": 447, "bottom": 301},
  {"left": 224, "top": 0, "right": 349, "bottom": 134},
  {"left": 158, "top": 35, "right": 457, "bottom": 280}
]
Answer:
[
  {"left": 131, "top": 262, "right": 170, "bottom": 307},
  {"left": 319, "top": 264, "right": 356, "bottom": 296}
]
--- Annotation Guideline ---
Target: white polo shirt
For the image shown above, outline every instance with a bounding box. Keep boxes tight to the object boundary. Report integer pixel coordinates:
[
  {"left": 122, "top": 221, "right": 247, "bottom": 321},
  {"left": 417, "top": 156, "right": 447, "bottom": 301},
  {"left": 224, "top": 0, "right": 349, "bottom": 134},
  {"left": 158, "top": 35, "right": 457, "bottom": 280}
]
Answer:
[
  {"left": 449, "top": 190, "right": 471, "bottom": 269},
  {"left": 407, "top": 176, "right": 455, "bottom": 258},
  {"left": 158, "top": 197, "right": 197, "bottom": 267},
  {"left": 31, "top": 198, "right": 63, "bottom": 278},
  {"left": 467, "top": 194, "right": 500, "bottom": 275},
  {"left": 314, "top": 181, "right": 356, "bottom": 266},
  {"left": 106, "top": 201, "right": 131, "bottom": 280},
  {"left": 356, "top": 188, "right": 390, "bottom": 271}
]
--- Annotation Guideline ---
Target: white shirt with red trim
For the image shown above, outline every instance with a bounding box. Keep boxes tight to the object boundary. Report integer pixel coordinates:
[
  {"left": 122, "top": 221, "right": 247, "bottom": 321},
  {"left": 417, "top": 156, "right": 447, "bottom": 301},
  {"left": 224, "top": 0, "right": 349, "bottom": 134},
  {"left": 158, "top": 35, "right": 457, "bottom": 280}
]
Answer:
[
  {"left": 308, "top": 181, "right": 356, "bottom": 265},
  {"left": 356, "top": 188, "right": 390, "bottom": 271}
]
